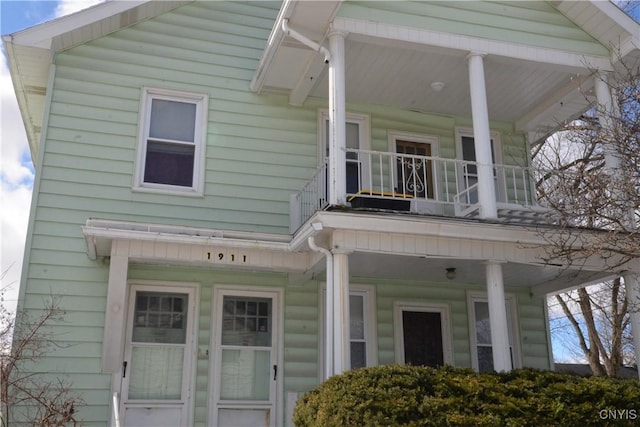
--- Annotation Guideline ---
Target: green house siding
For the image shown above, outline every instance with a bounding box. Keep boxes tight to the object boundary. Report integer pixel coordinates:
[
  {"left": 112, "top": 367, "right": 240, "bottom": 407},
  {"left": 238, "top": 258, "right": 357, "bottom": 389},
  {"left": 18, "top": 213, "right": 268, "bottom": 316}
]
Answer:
[
  {"left": 338, "top": 0, "right": 608, "bottom": 56},
  {"left": 46, "top": 1, "right": 303, "bottom": 235},
  {"left": 14, "top": 1, "right": 558, "bottom": 425}
]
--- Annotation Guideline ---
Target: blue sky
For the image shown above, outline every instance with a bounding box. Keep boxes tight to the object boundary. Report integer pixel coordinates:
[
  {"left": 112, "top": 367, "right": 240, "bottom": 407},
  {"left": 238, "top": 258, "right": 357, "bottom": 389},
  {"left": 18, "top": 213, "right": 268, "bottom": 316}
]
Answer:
[
  {"left": 1, "top": 1, "right": 59, "bottom": 34},
  {"left": 0, "top": 0, "right": 639, "bottom": 364}
]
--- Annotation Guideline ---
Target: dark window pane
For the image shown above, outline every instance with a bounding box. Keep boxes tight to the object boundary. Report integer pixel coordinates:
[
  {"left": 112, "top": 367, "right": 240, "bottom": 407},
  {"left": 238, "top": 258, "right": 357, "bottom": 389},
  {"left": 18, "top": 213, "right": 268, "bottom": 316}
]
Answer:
[
  {"left": 247, "top": 302, "right": 257, "bottom": 316},
  {"left": 136, "top": 296, "right": 148, "bottom": 311},
  {"left": 236, "top": 301, "right": 246, "bottom": 315},
  {"left": 346, "top": 162, "right": 360, "bottom": 193},
  {"left": 350, "top": 342, "right": 366, "bottom": 369},
  {"left": 223, "top": 299, "right": 235, "bottom": 316},
  {"left": 258, "top": 302, "right": 268, "bottom": 316},
  {"left": 478, "top": 346, "right": 494, "bottom": 373},
  {"left": 144, "top": 141, "right": 194, "bottom": 187},
  {"left": 402, "top": 311, "right": 444, "bottom": 368},
  {"left": 173, "top": 298, "right": 182, "bottom": 313}
]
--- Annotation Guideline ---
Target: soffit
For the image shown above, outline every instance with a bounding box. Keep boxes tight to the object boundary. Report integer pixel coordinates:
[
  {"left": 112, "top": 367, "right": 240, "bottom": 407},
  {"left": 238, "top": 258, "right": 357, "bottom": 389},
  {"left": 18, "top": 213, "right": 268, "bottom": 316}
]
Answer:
[{"left": 552, "top": 0, "right": 640, "bottom": 59}]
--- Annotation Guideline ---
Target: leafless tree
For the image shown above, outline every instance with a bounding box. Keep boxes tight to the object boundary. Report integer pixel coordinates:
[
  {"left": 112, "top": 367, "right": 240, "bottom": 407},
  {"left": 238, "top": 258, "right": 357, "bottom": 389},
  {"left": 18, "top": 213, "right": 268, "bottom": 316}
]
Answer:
[
  {"left": 552, "top": 278, "right": 634, "bottom": 377},
  {"left": 1, "top": 270, "right": 83, "bottom": 426},
  {"left": 532, "top": 51, "right": 640, "bottom": 376}
]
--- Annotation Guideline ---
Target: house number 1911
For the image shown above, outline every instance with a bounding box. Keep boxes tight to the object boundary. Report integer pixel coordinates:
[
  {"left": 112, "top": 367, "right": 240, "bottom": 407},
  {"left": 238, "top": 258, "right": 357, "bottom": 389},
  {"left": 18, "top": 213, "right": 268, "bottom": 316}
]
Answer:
[{"left": 207, "top": 252, "right": 247, "bottom": 263}]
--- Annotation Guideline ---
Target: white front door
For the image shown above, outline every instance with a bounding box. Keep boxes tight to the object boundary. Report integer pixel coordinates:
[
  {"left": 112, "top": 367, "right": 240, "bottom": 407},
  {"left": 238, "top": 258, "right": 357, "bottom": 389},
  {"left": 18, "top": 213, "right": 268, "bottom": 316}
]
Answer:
[
  {"left": 121, "top": 285, "right": 196, "bottom": 426},
  {"left": 211, "top": 288, "right": 280, "bottom": 427}
]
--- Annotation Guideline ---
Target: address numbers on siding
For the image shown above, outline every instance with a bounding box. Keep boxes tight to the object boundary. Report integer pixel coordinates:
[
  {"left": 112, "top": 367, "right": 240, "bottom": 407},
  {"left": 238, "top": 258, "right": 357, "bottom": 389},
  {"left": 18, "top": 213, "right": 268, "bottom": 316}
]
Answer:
[{"left": 206, "top": 250, "right": 247, "bottom": 263}]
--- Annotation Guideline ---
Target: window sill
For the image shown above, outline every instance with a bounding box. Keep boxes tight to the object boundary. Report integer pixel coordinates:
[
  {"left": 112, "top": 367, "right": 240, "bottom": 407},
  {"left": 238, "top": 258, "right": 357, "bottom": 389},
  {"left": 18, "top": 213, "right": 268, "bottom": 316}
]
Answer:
[{"left": 132, "top": 184, "right": 204, "bottom": 198}]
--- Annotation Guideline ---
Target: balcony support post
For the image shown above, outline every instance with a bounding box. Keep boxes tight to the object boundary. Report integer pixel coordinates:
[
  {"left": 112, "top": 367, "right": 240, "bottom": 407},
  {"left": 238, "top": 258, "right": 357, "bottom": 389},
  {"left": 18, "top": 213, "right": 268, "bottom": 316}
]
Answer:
[
  {"left": 467, "top": 51, "right": 497, "bottom": 219},
  {"left": 485, "top": 261, "right": 512, "bottom": 372},
  {"left": 328, "top": 29, "right": 347, "bottom": 205}
]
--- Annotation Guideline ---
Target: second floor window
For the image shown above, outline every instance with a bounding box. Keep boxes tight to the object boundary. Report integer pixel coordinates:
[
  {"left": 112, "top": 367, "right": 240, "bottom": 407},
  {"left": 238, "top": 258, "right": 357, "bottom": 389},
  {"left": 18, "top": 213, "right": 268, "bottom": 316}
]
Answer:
[{"left": 135, "top": 88, "right": 208, "bottom": 195}]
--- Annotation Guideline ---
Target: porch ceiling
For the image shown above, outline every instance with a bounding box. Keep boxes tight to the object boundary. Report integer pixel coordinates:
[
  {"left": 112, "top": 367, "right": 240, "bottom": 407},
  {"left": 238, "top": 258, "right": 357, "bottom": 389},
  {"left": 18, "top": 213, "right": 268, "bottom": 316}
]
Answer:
[
  {"left": 347, "top": 252, "right": 615, "bottom": 295},
  {"left": 253, "top": 0, "right": 640, "bottom": 142},
  {"left": 263, "top": 32, "right": 595, "bottom": 139}
]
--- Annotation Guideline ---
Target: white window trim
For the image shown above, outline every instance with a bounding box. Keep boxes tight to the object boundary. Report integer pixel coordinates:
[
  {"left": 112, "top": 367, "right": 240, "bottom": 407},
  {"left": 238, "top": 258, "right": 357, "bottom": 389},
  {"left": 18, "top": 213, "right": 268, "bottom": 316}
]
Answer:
[
  {"left": 317, "top": 110, "right": 371, "bottom": 166},
  {"left": 393, "top": 301, "right": 453, "bottom": 366},
  {"left": 318, "top": 283, "right": 377, "bottom": 378},
  {"left": 467, "top": 291, "right": 522, "bottom": 371},
  {"left": 388, "top": 131, "right": 439, "bottom": 198},
  {"left": 134, "top": 87, "right": 208, "bottom": 196}
]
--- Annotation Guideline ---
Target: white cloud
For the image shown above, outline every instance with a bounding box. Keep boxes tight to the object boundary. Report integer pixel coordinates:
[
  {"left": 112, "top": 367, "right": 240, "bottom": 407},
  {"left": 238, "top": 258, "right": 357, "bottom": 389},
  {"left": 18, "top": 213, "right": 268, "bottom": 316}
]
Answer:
[
  {"left": 55, "top": 0, "right": 106, "bottom": 18},
  {"left": 0, "top": 51, "right": 33, "bottom": 314}
]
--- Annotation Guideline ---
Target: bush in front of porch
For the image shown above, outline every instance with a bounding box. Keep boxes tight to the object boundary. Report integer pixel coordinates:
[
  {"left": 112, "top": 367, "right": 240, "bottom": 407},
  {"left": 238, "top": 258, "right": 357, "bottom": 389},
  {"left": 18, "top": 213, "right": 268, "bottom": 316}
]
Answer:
[{"left": 293, "top": 365, "right": 640, "bottom": 426}]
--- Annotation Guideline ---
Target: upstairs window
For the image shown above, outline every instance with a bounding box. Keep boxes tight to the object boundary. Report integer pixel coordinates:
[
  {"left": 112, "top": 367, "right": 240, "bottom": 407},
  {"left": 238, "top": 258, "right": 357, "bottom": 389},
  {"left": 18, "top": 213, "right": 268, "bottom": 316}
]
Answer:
[{"left": 135, "top": 88, "right": 208, "bottom": 194}]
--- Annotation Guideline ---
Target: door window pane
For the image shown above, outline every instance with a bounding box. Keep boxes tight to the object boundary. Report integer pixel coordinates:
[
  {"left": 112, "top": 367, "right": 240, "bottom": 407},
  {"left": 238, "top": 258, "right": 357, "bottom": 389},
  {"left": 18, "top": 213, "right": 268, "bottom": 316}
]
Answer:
[
  {"left": 129, "top": 346, "right": 184, "bottom": 400},
  {"left": 133, "top": 292, "right": 187, "bottom": 344},
  {"left": 222, "top": 297, "right": 271, "bottom": 346},
  {"left": 402, "top": 311, "right": 444, "bottom": 367},
  {"left": 220, "top": 349, "right": 270, "bottom": 400}
]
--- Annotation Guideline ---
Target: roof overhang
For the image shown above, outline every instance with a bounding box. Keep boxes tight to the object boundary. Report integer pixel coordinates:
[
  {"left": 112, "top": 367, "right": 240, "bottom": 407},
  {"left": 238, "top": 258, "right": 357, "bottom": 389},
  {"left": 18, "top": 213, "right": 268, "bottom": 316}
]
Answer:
[{"left": 2, "top": 0, "right": 190, "bottom": 164}]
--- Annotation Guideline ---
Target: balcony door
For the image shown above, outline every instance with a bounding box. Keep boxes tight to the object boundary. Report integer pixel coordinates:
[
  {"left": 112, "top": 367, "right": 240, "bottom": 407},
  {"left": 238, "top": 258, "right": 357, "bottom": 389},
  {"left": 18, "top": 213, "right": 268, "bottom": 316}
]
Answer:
[
  {"left": 456, "top": 129, "right": 503, "bottom": 204},
  {"left": 390, "top": 133, "right": 438, "bottom": 199},
  {"left": 320, "top": 111, "right": 370, "bottom": 194}
]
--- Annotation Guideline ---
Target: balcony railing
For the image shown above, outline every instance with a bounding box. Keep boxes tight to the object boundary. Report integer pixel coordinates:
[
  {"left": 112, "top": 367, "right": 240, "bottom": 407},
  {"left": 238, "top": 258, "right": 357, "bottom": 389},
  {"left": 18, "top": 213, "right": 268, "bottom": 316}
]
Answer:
[
  {"left": 290, "top": 149, "right": 548, "bottom": 231},
  {"left": 290, "top": 161, "right": 329, "bottom": 232}
]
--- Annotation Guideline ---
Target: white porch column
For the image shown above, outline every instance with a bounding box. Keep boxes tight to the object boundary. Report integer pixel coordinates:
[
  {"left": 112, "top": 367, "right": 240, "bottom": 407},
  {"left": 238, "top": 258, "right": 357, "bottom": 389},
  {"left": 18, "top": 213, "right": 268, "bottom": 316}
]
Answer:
[
  {"left": 622, "top": 271, "right": 640, "bottom": 379},
  {"left": 485, "top": 261, "right": 512, "bottom": 372},
  {"left": 332, "top": 250, "right": 351, "bottom": 374},
  {"left": 467, "top": 52, "right": 497, "bottom": 219},
  {"left": 594, "top": 72, "right": 620, "bottom": 170},
  {"left": 102, "top": 240, "right": 129, "bottom": 373},
  {"left": 328, "top": 30, "right": 347, "bottom": 205}
]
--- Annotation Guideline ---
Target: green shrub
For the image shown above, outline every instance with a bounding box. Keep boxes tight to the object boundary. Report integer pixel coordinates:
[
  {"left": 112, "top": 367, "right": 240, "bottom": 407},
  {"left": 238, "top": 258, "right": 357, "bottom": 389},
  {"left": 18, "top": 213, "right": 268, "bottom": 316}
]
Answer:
[{"left": 293, "top": 365, "right": 640, "bottom": 427}]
